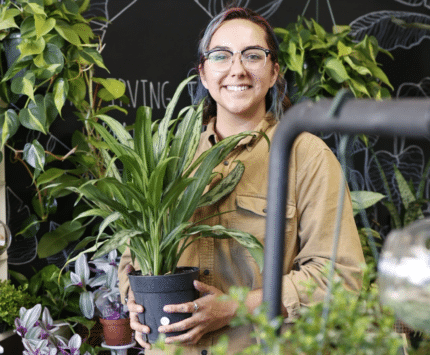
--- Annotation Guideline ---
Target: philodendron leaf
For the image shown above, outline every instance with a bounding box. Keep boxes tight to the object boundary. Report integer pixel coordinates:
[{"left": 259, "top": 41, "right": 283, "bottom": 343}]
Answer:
[
  {"left": 324, "top": 57, "right": 350, "bottom": 83},
  {"left": 0, "top": 109, "right": 19, "bottom": 148},
  {"left": 23, "top": 139, "right": 45, "bottom": 170},
  {"left": 25, "top": 0, "right": 45, "bottom": 15},
  {"left": 11, "top": 71, "right": 36, "bottom": 102},
  {"left": 351, "top": 190, "right": 385, "bottom": 216},
  {"left": 35, "top": 14, "right": 56, "bottom": 39},
  {"left": 17, "top": 37, "right": 46, "bottom": 59},
  {"left": 53, "top": 77, "right": 69, "bottom": 116},
  {"left": 19, "top": 94, "right": 54, "bottom": 133},
  {"left": 79, "top": 48, "right": 108, "bottom": 71},
  {"left": 0, "top": 8, "right": 20, "bottom": 31},
  {"left": 93, "top": 77, "right": 126, "bottom": 101},
  {"left": 33, "top": 43, "right": 64, "bottom": 79},
  {"left": 55, "top": 20, "right": 81, "bottom": 46}
]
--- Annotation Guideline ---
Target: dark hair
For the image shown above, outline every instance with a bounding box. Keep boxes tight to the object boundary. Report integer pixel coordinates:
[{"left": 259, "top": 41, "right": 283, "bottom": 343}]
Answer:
[{"left": 192, "top": 7, "right": 291, "bottom": 123}]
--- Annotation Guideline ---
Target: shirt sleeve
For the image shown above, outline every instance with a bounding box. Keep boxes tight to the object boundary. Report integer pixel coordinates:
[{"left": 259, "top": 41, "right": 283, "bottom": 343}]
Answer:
[{"left": 281, "top": 142, "right": 365, "bottom": 322}]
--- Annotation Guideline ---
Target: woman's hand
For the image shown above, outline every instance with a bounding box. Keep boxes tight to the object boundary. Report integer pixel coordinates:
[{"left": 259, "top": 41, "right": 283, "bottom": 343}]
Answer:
[
  {"left": 127, "top": 289, "right": 152, "bottom": 350},
  {"left": 158, "top": 280, "right": 239, "bottom": 345},
  {"left": 125, "top": 265, "right": 151, "bottom": 350}
]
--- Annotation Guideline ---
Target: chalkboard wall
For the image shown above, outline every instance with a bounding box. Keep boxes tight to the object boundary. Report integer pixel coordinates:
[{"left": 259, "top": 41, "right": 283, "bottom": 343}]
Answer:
[{"left": 5, "top": 0, "right": 430, "bottom": 271}]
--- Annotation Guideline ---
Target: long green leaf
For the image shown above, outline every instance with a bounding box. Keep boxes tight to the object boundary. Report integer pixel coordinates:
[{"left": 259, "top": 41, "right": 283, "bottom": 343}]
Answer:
[
  {"left": 154, "top": 75, "right": 196, "bottom": 162},
  {"left": 197, "top": 161, "right": 245, "bottom": 208},
  {"left": 135, "top": 106, "right": 155, "bottom": 173},
  {"left": 95, "top": 114, "right": 133, "bottom": 147},
  {"left": 92, "top": 230, "right": 142, "bottom": 259}
]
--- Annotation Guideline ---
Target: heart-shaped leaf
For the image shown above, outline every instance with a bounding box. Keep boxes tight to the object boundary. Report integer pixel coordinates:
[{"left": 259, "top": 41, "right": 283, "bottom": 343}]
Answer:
[
  {"left": 93, "top": 77, "right": 126, "bottom": 101},
  {"left": 17, "top": 37, "right": 46, "bottom": 59},
  {"left": 35, "top": 14, "right": 56, "bottom": 39},
  {"left": 0, "top": 8, "right": 20, "bottom": 31},
  {"left": 11, "top": 71, "right": 36, "bottom": 102},
  {"left": 79, "top": 47, "right": 108, "bottom": 71},
  {"left": 0, "top": 109, "right": 20, "bottom": 147},
  {"left": 23, "top": 139, "right": 45, "bottom": 170},
  {"left": 25, "top": 0, "right": 45, "bottom": 15},
  {"left": 20, "top": 17, "right": 37, "bottom": 38},
  {"left": 55, "top": 20, "right": 81, "bottom": 46},
  {"left": 33, "top": 43, "right": 64, "bottom": 79},
  {"left": 18, "top": 94, "right": 52, "bottom": 133},
  {"left": 53, "top": 77, "right": 69, "bottom": 116},
  {"left": 324, "top": 57, "right": 350, "bottom": 83}
]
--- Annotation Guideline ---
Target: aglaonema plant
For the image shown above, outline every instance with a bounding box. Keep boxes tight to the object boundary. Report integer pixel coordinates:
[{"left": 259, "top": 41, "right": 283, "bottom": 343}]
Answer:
[{"left": 65, "top": 75, "right": 264, "bottom": 276}]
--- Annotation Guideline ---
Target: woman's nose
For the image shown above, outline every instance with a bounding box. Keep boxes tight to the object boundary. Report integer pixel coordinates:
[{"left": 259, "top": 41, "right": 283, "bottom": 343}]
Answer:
[{"left": 229, "top": 53, "right": 247, "bottom": 75}]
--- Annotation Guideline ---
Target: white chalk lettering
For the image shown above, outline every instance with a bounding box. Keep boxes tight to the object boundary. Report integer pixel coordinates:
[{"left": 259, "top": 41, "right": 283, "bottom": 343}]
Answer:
[{"left": 108, "top": 78, "right": 171, "bottom": 109}]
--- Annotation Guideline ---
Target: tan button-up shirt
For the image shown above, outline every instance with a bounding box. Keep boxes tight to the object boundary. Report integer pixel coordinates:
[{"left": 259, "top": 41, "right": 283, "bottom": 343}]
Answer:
[{"left": 118, "top": 115, "right": 365, "bottom": 355}]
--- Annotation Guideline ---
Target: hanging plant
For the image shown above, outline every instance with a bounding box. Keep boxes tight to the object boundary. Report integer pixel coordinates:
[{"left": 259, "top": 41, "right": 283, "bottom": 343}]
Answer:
[{"left": 275, "top": 16, "right": 394, "bottom": 104}]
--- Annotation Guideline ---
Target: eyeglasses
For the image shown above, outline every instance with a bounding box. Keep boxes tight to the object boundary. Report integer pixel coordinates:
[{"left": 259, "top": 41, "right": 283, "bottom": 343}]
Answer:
[{"left": 203, "top": 47, "right": 272, "bottom": 72}]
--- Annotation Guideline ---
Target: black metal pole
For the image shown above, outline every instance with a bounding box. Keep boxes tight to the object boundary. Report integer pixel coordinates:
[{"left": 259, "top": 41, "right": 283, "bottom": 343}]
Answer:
[{"left": 262, "top": 98, "right": 430, "bottom": 322}]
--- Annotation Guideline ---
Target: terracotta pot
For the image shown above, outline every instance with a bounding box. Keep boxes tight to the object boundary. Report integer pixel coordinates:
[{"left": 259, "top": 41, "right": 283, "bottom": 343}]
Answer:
[
  {"left": 99, "top": 317, "right": 133, "bottom": 346},
  {"left": 128, "top": 266, "right": 199, "bottom": 343}
]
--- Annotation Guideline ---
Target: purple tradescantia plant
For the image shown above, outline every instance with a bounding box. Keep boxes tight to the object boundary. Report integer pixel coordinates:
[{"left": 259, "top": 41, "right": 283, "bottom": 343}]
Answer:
[
  {"left": 15, "top": 305, "right": 90, "bottom": 355},
  {"left": 67, "top": 251, "right": 128, "bottom": 320}
]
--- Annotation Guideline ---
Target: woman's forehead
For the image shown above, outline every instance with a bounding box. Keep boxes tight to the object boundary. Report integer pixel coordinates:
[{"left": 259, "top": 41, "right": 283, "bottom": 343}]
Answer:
[{"left": 209, "top": 19, "right": 268, "bottom": 49}]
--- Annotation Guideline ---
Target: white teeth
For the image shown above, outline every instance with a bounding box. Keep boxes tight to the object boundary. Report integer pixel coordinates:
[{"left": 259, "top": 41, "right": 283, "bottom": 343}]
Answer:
[{"left": 226, "top": 85, "right": 250, "bottom": 91}]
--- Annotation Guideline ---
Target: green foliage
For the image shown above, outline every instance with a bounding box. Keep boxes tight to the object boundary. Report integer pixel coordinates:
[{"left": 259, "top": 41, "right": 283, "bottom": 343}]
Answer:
[
  {"left": 0, "top": 0, "right": 128, "bottom": 258},
  {"left": 211, "top": 264, "right": 402, "bottom": 355},
  {"left": 9, "top": 264, "right": 93, "bottom": 331},
  {"left": 65, "top": 76, "right": 264, "bottom": 276},
  {"left": 275, "top": 16, "right": 393, "bottom": 103},
  {"left": 0, "top": 279, "right": 37, "bottom": 327}
]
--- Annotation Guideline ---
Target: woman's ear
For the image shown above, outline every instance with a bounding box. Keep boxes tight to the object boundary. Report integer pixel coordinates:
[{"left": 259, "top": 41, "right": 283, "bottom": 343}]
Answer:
[
  {"left": 199, "top": 64, "right": 208, "bottom": 89},
  {"left": 270, "top": 62, "right": 280, "bottom": 88}
]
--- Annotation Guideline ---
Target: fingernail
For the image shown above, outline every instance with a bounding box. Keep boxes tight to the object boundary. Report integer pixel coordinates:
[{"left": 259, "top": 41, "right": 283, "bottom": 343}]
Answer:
[
  {"left": 163, "top": 306, "right": 171, "bottom": 312},
  {"left": 158, "top": 327, "right": 165, "bottom": 333},
  {"left": 194, "top": 280, "right": 199, "bottom": 286}
]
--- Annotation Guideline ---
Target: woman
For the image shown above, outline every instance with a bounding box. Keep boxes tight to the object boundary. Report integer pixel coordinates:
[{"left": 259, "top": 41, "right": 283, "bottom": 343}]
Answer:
[{"left": 118, "top": 7, "right": 365, "bottom": 354}]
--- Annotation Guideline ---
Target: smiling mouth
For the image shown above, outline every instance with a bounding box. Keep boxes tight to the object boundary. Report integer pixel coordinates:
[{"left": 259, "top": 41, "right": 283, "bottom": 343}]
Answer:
[{"left": 225, "top": 85, "right": 251, "bottom": 92}]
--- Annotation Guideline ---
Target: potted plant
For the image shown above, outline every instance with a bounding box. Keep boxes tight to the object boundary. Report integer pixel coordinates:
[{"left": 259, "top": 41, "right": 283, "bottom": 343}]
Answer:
[
  {"left": 68, "top": 252, "right": 133, "bottom": 347},
  {"left": 274, "top": 16, "right": 393, "bottom": 103},
  {"left": 65, "top": 75, "right": 265, "bottom": 343},
  {"left": 0, "top": 0, "right": 128, "bottom": 260}
]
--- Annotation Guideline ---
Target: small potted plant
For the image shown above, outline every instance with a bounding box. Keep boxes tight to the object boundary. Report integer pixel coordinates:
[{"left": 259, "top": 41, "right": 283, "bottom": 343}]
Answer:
[
  {"left": 68, "top": 252, "right": 133, "bottom": 347},
  {"left": 66, "top": 75, "right": 265, "bottom": 343}
]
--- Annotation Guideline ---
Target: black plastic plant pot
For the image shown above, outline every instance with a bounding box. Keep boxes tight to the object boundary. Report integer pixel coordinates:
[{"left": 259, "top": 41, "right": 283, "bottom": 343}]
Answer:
[{"left": 128, "top": 266, "right": 199, "bottom": 343}]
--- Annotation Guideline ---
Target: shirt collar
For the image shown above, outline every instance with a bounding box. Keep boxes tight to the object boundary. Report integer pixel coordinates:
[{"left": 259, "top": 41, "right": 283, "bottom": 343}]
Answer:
[{"left": 205, "top": 114, "right": 277, "bottom": 148}]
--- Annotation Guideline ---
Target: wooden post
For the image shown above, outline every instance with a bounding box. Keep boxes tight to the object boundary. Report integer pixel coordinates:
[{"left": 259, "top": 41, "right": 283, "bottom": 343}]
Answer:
[{"left": 0, "top": 151, "right": 7, "bottom": 280}]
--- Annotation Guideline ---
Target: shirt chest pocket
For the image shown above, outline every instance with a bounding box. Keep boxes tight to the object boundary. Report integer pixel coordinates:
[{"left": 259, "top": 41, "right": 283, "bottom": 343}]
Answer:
[{"left": 234, "top": 194, "right": 297, "bottom": 244}]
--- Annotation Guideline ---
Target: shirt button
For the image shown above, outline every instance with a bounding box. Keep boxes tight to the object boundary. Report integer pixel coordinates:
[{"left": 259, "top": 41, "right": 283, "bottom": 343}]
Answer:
[
  {"left": 263, "top": 208, "right": 267, "bottom": 213},
  {"left": 201, "top": 351, "right": 208, "bottom": 355},
  {"left": 223, "top": 160, "right": 229, "bottom": 166},
  {"left": 203, "top": 269, "right": 210, "bottom": 275}
]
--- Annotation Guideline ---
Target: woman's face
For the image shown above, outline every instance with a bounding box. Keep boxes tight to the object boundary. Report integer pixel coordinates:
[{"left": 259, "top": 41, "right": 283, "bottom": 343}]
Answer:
[{"left": 200, "top": 19, "right": 279, "bottom": 120}]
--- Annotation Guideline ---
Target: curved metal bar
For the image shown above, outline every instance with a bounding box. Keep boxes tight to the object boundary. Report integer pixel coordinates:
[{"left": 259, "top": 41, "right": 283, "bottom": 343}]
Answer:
[{"left": 262, "top": 98, "right": 430, "bottom": 322}]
